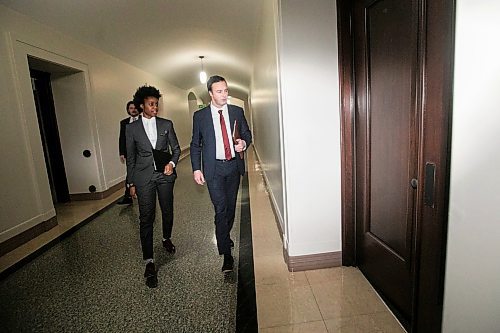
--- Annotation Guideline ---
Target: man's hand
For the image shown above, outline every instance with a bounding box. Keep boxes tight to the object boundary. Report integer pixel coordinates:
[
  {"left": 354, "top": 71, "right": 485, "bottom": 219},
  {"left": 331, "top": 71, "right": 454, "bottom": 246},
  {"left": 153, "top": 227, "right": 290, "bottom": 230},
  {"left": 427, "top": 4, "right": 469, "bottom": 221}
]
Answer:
[
  {"left": 164, "top": 163, "right": 174, "bottom": 176},
  {"left": 193, "top": 170, "right": 205, "bottom": 185},
  {"left": 234, "top": 139, "right": 246, "bottom": 153},
  {"left": 120, "top": 155, "right": 126, "bottom": 163},
  {"left": 129, "top": 186, "right": 137, "bottom": 198}
]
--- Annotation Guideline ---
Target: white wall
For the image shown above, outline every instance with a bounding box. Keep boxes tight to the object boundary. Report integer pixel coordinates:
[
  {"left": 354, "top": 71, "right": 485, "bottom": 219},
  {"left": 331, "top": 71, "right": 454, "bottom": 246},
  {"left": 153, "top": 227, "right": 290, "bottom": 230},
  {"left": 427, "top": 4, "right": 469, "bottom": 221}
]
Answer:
[
  {"left": 278, "top": 0, "right": 342, "bottom": 256},
  {"left": 250, "top": 0, "right": 285, "bottom": 229},
  {"left": 442, "top": 1, "right": 500, "bottom": 331},
  {"left": 0, "top": 5, "right": 190, "bottom": 242}
]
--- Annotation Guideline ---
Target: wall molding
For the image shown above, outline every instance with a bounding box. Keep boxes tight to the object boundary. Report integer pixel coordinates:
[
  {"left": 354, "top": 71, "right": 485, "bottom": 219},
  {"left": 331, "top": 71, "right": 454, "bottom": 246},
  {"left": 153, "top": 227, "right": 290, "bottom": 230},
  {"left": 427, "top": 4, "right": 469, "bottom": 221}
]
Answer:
[
  {"left": 0, "top": 208, "right": 56, "bottom": 243},
  {"left": 284, "top": 250, "right": 342, "bottom": 272}
]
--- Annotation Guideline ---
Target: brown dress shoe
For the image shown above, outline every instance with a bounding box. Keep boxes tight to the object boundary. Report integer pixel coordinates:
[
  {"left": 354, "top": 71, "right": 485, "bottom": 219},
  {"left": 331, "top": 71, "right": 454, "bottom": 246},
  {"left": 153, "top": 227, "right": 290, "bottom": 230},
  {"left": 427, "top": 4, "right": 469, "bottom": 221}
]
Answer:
[
  {"left": 162, "top": 239, "right": 176, "bottom": 254},
  {"left": 144, "top": 262, "right": 158, "bottom": 288}
]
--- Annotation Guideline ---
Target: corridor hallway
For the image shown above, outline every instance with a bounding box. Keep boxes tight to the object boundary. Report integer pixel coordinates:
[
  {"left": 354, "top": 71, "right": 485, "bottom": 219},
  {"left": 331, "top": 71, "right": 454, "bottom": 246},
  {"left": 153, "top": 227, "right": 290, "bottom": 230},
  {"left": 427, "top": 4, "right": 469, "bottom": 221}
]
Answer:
[{"left": 0, "top": 150, "right": 404, "bottom": 332}]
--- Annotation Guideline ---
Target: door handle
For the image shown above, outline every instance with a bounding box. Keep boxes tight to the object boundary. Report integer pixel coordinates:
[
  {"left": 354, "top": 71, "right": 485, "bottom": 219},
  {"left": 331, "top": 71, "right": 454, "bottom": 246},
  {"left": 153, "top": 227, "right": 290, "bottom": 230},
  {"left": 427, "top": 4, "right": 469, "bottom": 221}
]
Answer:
[
  {"left": 424, "top": 163, "right": 436, "bottom": 207},
  {"left": 410, "top": 178, "right": 418, "bottom": 189}
]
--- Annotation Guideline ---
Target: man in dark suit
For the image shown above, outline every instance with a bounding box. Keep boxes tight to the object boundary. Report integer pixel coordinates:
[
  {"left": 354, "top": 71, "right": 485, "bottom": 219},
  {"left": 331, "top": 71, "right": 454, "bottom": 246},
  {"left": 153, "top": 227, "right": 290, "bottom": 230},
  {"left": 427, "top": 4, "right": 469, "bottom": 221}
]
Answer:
[
  {"left": 126, "top": 85, "right": 181, "bottom": 288},
  {"left": 190, "top": 75, "right": 252, "bottom": 273},
  {"left": 118, "top": 101, "right": 139, "bottom": 205}
]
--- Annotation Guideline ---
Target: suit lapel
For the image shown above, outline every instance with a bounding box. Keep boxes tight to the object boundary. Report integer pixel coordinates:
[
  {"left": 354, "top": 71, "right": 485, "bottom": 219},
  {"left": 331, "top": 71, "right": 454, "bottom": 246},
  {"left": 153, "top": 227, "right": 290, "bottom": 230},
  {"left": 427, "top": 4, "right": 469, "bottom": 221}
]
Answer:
[
  {"left": 228, "top": 105, "right": 236, "bottom": 138},
  {"left": 205, "top": 106, "right": 216, "bottom": 143},
  {"left": 155, "top": 118, "right": 160, "bottom": 150}
]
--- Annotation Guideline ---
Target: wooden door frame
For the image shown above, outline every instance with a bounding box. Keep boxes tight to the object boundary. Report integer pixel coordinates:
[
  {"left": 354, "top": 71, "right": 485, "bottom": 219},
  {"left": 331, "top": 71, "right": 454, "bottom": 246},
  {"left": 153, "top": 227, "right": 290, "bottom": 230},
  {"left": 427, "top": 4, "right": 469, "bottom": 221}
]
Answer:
[{"left": 336, "top": 0, "right": 455, "bottom": 331}]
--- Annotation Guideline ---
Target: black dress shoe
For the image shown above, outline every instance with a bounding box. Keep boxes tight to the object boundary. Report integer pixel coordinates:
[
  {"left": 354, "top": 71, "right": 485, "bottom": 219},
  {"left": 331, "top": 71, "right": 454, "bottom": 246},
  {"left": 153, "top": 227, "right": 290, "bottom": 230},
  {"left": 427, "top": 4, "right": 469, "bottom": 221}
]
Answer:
[
  {"left": 222, "top": 254, "right": 234, "bottom": 273},
  {"left": 230, "top": 239, "right": 235, "bottom": 248},
  {"left": 117, "top": 197, "right": 133, "bottom": 205},
  {"left": 144, "top": 262, "right": 158, "bottom": 288},
  {"left": 162, "top": 239, "right": 176, "bottom": 254}
]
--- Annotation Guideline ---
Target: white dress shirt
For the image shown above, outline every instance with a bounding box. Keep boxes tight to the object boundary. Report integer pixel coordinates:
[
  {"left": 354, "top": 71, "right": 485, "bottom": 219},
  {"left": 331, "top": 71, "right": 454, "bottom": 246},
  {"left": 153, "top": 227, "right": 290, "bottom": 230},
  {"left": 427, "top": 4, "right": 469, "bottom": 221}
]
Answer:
[
  {"left": 141, "top": 116, "right": 157, "bottom": 148},
  {"left": 210, "top": 103, "right": 235, "bottom": 160}
]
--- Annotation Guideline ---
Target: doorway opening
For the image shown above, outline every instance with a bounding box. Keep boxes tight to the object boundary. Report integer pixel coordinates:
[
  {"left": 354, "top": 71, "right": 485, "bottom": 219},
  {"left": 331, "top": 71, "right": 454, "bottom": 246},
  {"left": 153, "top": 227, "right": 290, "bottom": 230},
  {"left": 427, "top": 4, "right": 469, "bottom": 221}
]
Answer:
[
  {"left": 30, "top": 68, "right": 69, "bottom": 204},
  {"left": 28, "top": 56, "right": 81, "bottom": 204}
]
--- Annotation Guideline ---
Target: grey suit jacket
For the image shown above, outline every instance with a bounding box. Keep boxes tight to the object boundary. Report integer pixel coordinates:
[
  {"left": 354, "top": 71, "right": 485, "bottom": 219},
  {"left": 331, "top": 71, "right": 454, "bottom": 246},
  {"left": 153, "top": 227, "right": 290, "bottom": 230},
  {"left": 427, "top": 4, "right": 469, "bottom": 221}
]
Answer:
[{"left": 126, "top": 116, "right": 181, "bottom": 186}]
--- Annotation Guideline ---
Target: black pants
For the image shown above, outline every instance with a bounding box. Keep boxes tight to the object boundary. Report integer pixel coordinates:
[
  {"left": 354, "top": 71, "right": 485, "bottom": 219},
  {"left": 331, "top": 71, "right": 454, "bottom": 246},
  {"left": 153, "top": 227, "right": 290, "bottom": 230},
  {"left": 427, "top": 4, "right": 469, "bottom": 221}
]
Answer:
[
  {"left": 207, "top": 159, "right": 241, "bottom": 255},
  {"left": 136, "top": 172, "right": 175, "bottom": 260},
  {"left": 123, "top": 180, "right": 132, "bottom": 199}
]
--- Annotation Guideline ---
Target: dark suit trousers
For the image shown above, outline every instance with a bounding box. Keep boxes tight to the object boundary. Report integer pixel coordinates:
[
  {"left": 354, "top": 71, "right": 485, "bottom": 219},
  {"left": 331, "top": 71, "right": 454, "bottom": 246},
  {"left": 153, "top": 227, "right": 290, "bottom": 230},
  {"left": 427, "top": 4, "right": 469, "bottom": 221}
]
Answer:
[
  {"left": 135, "top": 172, "right": 175, "bottom": 260},
  {"left": 123, "top": 179, "right": 131, "bottom": 199},
  {"left": 207, "top": 159, "right": 241, "bottom": 255}
]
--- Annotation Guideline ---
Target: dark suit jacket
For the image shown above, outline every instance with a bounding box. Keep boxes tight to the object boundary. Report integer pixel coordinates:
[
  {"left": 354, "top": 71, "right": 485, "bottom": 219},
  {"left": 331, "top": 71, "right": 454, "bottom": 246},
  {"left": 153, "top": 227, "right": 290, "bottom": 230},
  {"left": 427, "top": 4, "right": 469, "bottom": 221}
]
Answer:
[
  {"left": 126, "top": 116, "right": 181, "bottom": 186},
  {"left": 119, "top": 117, "right": 132, "bottom": 157},
  {"left": 190, "top": 104, "right": 252, "bottom": 181}
]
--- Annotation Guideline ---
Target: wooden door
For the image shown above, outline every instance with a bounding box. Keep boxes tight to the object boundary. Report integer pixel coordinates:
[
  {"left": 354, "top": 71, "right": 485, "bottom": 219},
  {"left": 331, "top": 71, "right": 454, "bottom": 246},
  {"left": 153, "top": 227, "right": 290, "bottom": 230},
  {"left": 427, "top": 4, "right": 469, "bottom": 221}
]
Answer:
[
  {"left": 337, "top": 0, "right": 455, "bottom": 331},
  {"left": 354, "top": 0, "right": 420, "bottom": 326}
]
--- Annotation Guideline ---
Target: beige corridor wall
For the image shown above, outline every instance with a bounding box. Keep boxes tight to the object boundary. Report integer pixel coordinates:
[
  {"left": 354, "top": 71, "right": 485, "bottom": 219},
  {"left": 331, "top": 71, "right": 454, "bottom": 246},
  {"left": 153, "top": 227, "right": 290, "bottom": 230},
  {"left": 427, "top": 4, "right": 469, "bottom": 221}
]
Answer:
[
  {"left": 0, "top": 5, "right": 190, "bottom": 243},
  {"left": 277, "top": 0, "right": 341, "bottom": 256},
  {"left": 442, "top": 1, "right": 500, "bottom": 331},
  {"left": 250, "top": 0, "right": 285, "bottom": 229}
]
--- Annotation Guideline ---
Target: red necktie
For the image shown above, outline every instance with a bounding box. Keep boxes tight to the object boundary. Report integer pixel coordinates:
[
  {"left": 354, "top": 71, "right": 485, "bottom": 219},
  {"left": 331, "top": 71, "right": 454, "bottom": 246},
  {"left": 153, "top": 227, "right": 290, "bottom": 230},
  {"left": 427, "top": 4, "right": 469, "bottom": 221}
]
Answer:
[{"left": 218, "top": 110, "right": 232, "bottom": 160}]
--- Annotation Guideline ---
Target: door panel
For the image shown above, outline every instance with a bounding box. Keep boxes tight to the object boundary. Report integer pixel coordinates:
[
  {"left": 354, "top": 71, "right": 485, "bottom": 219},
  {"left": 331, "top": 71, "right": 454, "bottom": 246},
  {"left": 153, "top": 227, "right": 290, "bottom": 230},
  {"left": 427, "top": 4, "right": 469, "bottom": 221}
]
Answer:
[
  {"left": 354, "top": 0, "right": 420, "bottom": 325},
  {"left": 339, "top": 0, "right": 454, "bottom": 330}
]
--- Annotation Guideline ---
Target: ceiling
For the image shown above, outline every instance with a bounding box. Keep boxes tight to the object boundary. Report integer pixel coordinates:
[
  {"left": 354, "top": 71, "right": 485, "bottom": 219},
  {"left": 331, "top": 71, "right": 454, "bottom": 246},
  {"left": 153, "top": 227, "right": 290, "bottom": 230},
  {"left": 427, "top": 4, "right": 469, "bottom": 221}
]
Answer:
[{"left": 0, "top": 0, "right": 265, "bottom": 101}]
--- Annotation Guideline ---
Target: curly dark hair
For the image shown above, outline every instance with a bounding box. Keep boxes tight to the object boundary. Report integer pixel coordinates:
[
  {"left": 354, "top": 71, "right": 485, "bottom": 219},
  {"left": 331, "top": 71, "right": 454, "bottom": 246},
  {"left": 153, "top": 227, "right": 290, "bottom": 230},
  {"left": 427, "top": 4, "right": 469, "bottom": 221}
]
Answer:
[{"left": 133, "top": 85, "right": 162, "bottom": 112}]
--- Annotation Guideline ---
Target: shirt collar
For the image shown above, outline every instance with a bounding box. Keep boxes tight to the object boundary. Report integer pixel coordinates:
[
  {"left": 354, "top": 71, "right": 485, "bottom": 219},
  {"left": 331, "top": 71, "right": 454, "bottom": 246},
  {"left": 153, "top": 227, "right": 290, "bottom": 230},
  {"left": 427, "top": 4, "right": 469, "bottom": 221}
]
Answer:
[
  {"left": 210, "top": 102, "right": 228, "bottom": 115},
  {"left": 142, "top": 115, "right": 156, "bottom": 123}
]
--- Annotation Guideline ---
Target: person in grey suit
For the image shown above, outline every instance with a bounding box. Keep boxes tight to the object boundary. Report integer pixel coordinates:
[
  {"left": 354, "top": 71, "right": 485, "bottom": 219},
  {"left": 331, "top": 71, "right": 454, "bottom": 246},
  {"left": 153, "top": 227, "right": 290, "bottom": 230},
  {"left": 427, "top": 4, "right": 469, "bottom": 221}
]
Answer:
[
  {"left": 126, "top": 85, "right": 181, "bottom": 288},
  {"left": 190, "top": 75, "right": 252, "bottom": 273}
]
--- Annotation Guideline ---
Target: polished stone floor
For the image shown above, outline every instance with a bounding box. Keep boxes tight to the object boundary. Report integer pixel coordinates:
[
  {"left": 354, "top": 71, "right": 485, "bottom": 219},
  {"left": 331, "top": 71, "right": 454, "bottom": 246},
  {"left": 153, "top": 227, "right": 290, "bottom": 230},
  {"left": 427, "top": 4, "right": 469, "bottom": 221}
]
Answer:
[
  {"left": 0, "top": 149, "right": 405, "bottom": 332},
  {"left": 0, "top": 157, "right": 241, "bottom": 332}
]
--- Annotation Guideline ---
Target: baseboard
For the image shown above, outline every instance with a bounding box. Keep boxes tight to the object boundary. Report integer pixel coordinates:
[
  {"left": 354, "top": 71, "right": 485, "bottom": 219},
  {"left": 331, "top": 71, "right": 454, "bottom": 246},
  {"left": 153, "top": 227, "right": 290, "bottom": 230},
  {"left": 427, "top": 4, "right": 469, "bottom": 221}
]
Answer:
[
  {"left": 70, "top": 181, "right": 123, "bottom": 201},
  {"left": 251, "top": 148, "right": 342, "bottom": 272},
  {"left": 0, "top": 216, "right": 58, "bottom": 257},
  {"left": 284, "top": 250, "right": 342, "bottom": 272},
  {"left": 179, "top": 146, "right": 190, "bottom": 160},
  {"left": 251, "top": 148, "right": 284, "bottom": 242}
]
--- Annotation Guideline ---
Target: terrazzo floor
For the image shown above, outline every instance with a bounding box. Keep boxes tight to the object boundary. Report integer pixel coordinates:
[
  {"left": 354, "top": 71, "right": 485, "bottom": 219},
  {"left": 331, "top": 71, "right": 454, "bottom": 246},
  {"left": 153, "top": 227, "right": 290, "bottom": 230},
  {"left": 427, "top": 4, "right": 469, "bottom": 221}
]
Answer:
[
  {"left": 0, "top": 158, "right": 243, "bottom": 332},
  {"left": 1, "top": 149, "right": 405, "bottom": 332}
]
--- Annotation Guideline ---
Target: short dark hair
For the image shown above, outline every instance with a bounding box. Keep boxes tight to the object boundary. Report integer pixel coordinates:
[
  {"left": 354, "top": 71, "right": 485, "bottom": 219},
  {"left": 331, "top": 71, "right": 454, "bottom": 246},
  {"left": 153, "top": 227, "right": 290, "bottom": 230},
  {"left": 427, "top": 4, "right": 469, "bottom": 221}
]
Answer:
[
  {"left": 126, "top": 100, "right": 134, "bottom": 113},
  {"left": 133, "top": 85, "right": 161, "bottom": 112},
  {"left": 207, "top": 75, "right": 226, "bottom": 92}
]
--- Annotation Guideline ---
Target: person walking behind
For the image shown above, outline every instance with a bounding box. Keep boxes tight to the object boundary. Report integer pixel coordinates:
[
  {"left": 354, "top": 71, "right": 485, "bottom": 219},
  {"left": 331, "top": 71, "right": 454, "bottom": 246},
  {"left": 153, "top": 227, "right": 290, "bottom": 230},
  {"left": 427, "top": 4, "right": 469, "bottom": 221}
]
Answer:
[{"left": 118, "top": 101, "right": 139, "bottom": 205}]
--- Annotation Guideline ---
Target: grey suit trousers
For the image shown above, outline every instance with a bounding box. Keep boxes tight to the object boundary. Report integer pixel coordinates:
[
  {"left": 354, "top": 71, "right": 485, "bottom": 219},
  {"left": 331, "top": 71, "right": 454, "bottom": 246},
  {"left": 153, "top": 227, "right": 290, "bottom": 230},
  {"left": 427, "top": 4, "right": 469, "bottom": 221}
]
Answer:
[{"left": 135, "top": 171, "right": 175, "bottom": 260}]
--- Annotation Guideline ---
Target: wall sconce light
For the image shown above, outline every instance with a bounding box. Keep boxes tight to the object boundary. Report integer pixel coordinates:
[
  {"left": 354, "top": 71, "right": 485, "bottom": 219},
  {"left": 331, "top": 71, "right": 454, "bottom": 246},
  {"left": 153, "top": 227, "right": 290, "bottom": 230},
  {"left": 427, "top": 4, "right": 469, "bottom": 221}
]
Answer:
[{"left": 199, "top": 56, "right": 207, "bottom": 84}]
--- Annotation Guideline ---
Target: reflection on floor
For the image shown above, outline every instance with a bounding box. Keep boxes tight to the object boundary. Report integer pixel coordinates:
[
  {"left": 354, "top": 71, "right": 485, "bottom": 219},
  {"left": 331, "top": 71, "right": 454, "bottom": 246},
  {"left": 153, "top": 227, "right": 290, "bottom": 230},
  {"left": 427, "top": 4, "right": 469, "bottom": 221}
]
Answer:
[
  {"left": 0, "top": 149, "right": 405, "bottom": 332},
  {"left": 246, "top": 151, "right": 405, "bottom": 333}
]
